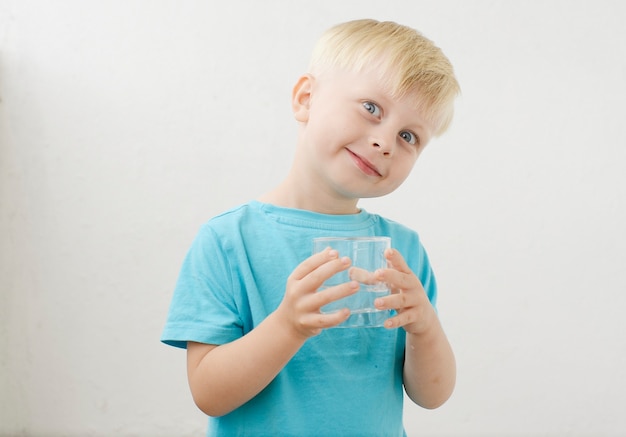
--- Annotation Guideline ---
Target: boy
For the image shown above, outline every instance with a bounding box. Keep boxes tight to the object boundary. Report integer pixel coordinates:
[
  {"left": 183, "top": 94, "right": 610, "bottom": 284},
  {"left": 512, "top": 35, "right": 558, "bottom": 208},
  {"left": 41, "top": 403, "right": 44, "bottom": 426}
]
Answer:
[{"left": 162, "top": 18, "right": 459, "bottom": 436}]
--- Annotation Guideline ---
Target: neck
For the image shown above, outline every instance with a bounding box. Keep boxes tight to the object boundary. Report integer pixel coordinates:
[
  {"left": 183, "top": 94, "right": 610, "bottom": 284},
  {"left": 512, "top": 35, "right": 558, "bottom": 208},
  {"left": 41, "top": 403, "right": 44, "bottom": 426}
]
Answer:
[{"left": 258, "top": 169, "right": 360, "bottom": 215}]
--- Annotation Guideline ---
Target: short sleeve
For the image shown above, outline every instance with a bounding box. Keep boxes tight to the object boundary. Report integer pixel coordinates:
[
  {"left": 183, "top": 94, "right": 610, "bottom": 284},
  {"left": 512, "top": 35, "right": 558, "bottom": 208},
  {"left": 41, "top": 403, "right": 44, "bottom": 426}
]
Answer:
[
  {"left": 161, "top": 225, "right": 244, "bottom": 349},
  {"left": 415, "top": 241, "right": 438, "bottom": 311}
]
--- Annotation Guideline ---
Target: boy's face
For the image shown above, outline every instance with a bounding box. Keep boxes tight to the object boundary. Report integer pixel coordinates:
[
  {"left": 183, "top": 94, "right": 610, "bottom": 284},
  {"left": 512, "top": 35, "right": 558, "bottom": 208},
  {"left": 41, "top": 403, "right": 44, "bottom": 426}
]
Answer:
[{"left": 295, "top": 67, "right": 434, "bottom": 203}]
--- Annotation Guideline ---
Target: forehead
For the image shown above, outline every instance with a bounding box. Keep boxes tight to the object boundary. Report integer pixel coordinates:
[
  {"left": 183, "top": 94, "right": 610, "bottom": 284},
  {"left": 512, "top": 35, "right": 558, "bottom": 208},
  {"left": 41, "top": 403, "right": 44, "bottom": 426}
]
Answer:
[{"left": 327, "top": 67, "right": 431, "bottom": 114}]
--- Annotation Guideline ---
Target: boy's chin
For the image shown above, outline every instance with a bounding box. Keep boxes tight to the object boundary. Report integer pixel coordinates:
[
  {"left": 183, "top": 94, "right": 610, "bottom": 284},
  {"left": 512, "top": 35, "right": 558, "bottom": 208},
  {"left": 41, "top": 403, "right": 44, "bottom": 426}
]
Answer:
[
  {"left": 349, "top": 189, "right": 396, "bottom": 200},
  {"left": 358, "top": 185, "right": 400, "bottom": 199}
]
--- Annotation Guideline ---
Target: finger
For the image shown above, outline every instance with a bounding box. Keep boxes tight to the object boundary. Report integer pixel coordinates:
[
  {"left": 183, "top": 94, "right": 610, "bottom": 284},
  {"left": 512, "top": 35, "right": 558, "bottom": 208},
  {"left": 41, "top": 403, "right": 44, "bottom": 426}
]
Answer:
[
  {"left": 290, "top": 247, "right": 342, "bottom": 281},
  {"left": 375, "top": 250, "right": 422, "bottom": 292},
  {"left": 311, "top": 280, "right": 359, "bottom": 311},
  {"left": 300, "top": 308, "right": 351, "bottom": 330},
  {"left": 348, "top": 266, "right": 378, "bottom": 284},
  {"left": 382, "top": 313, "right": 405, "bottom": 329},
  {"left": 305, "top": 256, "right": 352, "bottom": 290},
  {"left": 384, "top": 248, "right": 412, "bottom": 274},
  {"left": 375, "top": 268, "right": 416, "bottom": 293},
  {"left": 374, "top": 290, "right": 417, "bottom": 311},
  {"left": 381, "top": 301, "right": 436, "bottom": 332}
]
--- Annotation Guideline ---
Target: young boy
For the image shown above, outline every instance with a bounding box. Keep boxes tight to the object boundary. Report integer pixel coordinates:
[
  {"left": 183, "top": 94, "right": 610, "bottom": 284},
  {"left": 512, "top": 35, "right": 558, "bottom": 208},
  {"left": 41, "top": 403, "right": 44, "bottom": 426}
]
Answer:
[{"left": 162, "top": 18, "right": 459, "bottom": 436}]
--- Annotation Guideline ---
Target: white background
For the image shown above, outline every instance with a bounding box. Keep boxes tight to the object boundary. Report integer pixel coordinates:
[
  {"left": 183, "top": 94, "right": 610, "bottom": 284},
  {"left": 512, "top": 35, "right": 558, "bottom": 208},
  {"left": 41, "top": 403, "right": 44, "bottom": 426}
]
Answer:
[{"left": 1, "top": 1, "right": 625, "bottom": 436}]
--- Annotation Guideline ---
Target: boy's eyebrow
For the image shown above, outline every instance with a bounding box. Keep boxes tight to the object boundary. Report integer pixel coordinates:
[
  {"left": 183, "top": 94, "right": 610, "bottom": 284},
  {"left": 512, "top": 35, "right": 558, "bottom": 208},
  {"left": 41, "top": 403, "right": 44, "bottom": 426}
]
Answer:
[{"left": 409, "top": 120, "right": 433, "bottom": 140}]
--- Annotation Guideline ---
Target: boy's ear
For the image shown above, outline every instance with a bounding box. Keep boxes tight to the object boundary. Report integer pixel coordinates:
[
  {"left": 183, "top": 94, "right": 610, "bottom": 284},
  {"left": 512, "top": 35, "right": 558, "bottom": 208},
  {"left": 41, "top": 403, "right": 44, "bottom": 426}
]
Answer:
[{"left": 292, "top": 74, "right": 314, "bottom": 122}]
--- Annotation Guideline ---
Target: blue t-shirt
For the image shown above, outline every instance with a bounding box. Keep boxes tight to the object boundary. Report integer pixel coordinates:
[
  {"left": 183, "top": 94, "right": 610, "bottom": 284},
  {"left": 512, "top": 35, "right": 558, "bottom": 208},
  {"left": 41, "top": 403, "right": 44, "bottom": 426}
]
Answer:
[{"left": 161, "top": 201, "right": 437, "bottom": 437}]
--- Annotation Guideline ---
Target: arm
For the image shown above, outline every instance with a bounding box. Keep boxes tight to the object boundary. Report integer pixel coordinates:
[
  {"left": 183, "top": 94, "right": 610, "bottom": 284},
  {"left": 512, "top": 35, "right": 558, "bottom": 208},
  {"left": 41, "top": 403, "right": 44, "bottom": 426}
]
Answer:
[
  {"left": 402, "top": 311, "right": 456, "bottom": 409},
  {"left": 187, "top": 248, "right": 358, "bottom": 417},
  {"left": 374, "top": 248, "right": 456, "bottom": 409},
  {"left": 186, "top": 313, "right": 304, "bottom": 417}
]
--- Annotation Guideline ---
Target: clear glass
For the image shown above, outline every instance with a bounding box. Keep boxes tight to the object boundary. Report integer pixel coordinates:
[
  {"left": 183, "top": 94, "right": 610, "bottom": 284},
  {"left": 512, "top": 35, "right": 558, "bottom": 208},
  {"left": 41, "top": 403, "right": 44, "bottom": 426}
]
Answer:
[{"left": 312, "top": 236, "right": 392, "bottom": 328}]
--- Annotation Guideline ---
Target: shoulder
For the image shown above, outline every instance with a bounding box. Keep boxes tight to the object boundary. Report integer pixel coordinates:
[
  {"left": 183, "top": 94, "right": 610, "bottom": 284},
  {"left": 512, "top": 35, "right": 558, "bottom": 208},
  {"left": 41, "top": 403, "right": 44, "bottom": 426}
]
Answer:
[
  {"left": 199, "top": 201, "right": 263, "bottom": 233},
  {"left": 208, "top": 202, "right": 256, "bottom": 224},
  {"left": 367, "top": 212, "right": 431, "bottom": 267},
  {"left": 368, "top": 212, "right": 421, "bottom": 242}
]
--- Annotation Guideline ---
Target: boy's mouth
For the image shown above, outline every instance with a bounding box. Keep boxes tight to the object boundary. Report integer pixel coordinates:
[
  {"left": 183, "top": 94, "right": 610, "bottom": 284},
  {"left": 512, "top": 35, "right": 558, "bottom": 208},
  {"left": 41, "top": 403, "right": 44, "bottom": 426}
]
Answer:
[{"left": 346, "top": 148, "right": 382, "bottom": 177}]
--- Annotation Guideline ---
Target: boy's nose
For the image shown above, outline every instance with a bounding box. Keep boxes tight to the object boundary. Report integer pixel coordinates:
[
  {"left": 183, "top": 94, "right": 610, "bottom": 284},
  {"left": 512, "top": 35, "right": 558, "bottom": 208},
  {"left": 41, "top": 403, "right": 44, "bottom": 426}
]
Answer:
[{"left": 372, "top": 140, "right": 392, "bottom": 156}]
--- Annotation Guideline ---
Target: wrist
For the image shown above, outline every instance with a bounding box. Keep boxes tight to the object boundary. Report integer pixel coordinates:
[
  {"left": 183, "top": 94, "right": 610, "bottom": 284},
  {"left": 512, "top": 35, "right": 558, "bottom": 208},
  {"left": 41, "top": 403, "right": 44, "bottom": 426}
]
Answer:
[
  {"left": 405, "top": 309, "right": 440, "bottom": 341},
  {"left": 267, "top": 307, "right": 311, "bottom": 345}
]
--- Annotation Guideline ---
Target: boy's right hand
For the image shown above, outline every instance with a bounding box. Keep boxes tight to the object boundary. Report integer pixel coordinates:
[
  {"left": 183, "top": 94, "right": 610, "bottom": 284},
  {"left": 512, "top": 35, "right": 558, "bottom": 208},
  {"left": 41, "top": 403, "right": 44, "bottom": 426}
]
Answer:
[
  {"left": 275, "top": 247, "right": 359, "bottom": 339},
  {"left": 187, "top": 248, "right": 358, "bottom": 417}
]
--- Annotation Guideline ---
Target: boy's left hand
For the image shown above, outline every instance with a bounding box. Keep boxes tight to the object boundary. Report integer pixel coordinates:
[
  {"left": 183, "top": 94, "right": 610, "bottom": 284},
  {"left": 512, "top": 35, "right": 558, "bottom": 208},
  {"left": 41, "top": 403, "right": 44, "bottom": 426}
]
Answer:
[{"left": 373, "top": 248, "right": 436, "bottom": 335}]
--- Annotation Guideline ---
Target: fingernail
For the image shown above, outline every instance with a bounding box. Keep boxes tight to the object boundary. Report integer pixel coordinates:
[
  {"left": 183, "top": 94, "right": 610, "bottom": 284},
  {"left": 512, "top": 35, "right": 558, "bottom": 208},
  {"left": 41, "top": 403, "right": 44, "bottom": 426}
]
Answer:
[{"left": 328, "top": 249, "right": 338, "bottom": 258}]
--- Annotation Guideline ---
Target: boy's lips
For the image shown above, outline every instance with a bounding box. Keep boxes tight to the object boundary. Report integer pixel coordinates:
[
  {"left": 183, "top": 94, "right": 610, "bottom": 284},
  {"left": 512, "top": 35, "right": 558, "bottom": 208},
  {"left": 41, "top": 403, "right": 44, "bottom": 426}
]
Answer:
[{"left": 346, "top": 148, "right": 382, "bottom": 177}]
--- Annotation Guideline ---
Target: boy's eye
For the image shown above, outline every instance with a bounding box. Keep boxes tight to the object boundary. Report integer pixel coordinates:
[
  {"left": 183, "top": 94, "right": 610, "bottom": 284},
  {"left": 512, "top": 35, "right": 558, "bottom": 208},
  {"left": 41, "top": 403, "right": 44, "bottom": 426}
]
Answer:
[
  {"left": 400, "top": 130, "right": 418, "bottom": 145},
  {"left": 363, "top": 101, "right": 381, "bottom": 117}
]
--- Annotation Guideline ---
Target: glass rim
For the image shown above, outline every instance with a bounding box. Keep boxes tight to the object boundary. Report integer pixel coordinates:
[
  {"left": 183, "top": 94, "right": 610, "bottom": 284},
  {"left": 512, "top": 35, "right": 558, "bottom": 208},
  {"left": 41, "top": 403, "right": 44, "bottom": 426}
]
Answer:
[{"left": 313, "top": 236, "right": 391, "bottom": 242}]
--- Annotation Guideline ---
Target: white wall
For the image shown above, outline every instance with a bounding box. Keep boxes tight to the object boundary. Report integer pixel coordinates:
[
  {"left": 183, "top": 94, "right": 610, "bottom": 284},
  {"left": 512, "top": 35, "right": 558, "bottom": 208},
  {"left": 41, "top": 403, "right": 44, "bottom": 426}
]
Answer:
[{"left": 1, "top": 1, "right": 625, "bottom": 435}]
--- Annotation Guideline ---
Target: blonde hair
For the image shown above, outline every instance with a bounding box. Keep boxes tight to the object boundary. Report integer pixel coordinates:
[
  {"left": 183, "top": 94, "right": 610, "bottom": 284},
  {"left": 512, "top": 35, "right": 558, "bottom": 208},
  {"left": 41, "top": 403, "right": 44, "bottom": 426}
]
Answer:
[{"left": 308, "top": 19, "right": 460, "bottom": 136}]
